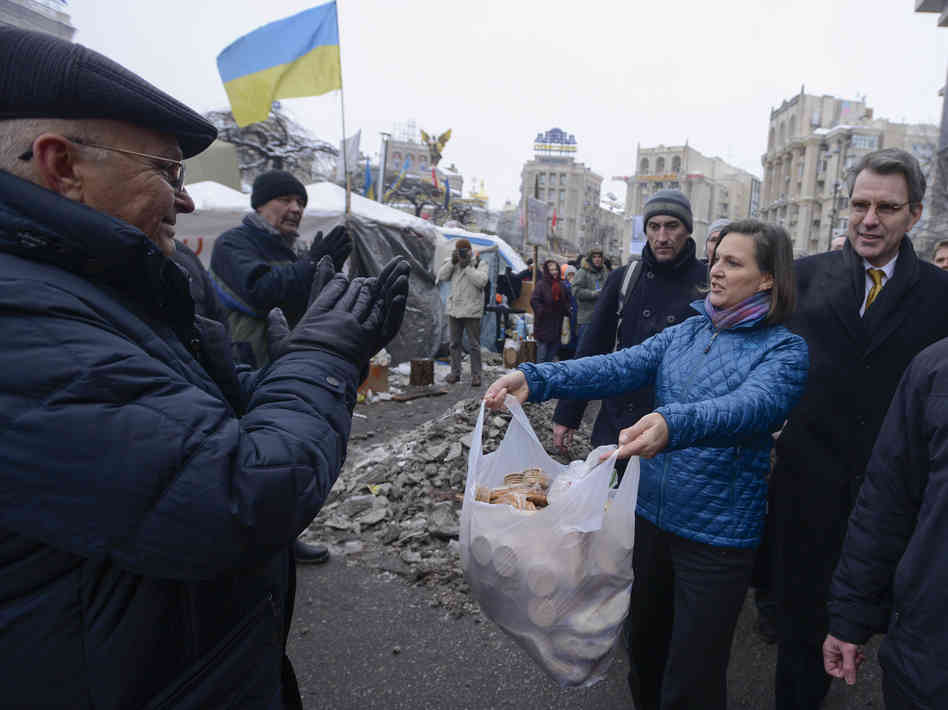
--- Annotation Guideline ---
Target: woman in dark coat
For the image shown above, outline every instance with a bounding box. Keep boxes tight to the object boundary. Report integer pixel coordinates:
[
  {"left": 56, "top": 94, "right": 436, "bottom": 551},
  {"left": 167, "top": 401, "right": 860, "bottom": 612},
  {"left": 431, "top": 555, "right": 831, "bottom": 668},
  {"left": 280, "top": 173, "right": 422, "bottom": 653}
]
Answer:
[{"left": 530, "top": 259, "right": 569, "bottom": 362}]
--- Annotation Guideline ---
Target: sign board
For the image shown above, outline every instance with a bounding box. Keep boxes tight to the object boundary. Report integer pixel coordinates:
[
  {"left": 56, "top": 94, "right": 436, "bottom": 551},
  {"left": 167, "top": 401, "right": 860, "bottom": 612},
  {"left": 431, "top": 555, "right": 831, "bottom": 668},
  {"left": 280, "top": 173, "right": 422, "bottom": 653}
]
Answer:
[
  {"left": 525, "top": 197, "right": 550, "bottom": 247},
  {"left": 637, "top": 174, "right": 679, "bottom": 182}
]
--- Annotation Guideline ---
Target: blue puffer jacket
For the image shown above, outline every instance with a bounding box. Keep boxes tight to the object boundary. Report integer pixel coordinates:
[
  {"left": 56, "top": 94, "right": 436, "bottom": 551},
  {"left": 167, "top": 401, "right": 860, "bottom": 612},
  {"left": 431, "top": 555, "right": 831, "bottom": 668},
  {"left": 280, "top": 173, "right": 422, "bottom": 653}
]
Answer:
[
  {"left": 0, "top": 171, "right": 358, "bottom": 709},
  {"left": 521, "top": 300, "right": 808, "bottom": 548}
]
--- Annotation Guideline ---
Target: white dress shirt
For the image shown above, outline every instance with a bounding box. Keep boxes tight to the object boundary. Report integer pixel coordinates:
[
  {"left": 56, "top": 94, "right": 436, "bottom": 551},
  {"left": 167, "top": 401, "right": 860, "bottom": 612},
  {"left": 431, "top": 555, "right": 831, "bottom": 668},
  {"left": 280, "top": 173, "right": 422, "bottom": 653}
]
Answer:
[{"left": 859, "top": 253, "right": 898, "bottom": 317}]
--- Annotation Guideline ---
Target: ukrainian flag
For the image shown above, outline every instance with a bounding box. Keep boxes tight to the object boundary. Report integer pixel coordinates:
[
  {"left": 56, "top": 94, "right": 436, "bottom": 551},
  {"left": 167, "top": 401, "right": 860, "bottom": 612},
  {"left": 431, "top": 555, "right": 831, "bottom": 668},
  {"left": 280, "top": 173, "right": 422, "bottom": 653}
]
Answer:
[{"left": 217, "top": 2, "right": 341, "bottom": 127}]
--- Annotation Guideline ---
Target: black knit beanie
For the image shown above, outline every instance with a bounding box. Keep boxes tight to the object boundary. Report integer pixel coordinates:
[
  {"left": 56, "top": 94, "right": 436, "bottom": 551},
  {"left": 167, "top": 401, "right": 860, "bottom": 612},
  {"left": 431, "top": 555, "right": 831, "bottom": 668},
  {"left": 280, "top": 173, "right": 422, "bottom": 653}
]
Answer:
[
  {"left": 643, "top": 189, "right": 693, "bottom": 234},
  {"left": 251, "top": 170, "right": 308, "bottom": 209}
]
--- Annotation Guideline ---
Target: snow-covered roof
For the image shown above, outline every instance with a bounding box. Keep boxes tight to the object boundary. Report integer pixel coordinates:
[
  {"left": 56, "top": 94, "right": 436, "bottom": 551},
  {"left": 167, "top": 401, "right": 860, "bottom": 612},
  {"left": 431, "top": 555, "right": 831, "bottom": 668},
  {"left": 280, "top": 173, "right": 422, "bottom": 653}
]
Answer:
[
  {"left": 185, "top": 181, "right": 250, "bottom": 211},
  {"left": 304, "top": 182, "right": 440, "bottom": 238}
]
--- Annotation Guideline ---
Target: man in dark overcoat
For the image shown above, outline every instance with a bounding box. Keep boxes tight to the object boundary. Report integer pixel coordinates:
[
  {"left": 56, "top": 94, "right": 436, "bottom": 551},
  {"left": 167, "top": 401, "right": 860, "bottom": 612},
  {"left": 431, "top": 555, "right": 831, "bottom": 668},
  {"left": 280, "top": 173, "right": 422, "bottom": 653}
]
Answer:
[
  {"left": 0, "top": 27, "right": 408, "bottom": 709},
  {"left": 770, "top": 148, "right": 948, "bottom": 709},
  {"left": 551, "top": 189, "right": 706, "bottom": 459}
]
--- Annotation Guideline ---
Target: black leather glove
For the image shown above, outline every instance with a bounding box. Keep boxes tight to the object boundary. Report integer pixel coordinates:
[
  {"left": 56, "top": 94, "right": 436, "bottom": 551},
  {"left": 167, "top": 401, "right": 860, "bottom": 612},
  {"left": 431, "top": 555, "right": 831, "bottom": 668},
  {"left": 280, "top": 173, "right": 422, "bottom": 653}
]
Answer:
[
  {"left": 268, "top": 255, "right": 335, "bottom": 361},
  {"left": 372, "top": 257, "right": 410, "bottom": 354},
  {"left": 193, "top": 315, "right": 245, "bottom": 413},
  {"left": 271, "top": 272, "right": 383, "bottom": 369},
  {"left": 309, "top": 225, "right": 352, "bottom": 272}
]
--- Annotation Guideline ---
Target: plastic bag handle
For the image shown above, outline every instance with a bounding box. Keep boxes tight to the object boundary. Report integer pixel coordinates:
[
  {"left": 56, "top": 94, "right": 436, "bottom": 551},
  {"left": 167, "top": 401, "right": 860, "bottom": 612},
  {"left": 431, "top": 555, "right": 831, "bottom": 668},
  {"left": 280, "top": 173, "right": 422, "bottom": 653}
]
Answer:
[
  {"left": 504, "top": 394, "right": 546, "bottom": 451},
  {"left": 465, "top": 399, "right": 487, "bottom": 498}
]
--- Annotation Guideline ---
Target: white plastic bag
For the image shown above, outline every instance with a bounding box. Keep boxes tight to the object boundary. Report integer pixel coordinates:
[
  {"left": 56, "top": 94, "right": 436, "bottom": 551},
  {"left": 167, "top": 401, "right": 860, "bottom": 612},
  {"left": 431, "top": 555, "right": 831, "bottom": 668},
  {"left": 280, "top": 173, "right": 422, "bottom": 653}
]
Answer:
[{"left": 460, "top": 396, "right": 640, "bottom": 687}]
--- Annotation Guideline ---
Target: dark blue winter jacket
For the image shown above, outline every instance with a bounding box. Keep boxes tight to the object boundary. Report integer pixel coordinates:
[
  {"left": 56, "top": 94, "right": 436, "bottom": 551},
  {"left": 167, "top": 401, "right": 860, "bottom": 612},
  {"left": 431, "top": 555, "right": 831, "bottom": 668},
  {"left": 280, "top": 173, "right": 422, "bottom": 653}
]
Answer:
[
  {"left": 521, "top": 300, "right": 808, "bottom": 548},
  {"left": 553, "top": 240, "right": 707, "bottom": 448},
  {"left": 210, "top": 215, "right": 315, "bottom": 366},
  {"left": 0, "top": 171, "right": 358, "bottom": 709}
]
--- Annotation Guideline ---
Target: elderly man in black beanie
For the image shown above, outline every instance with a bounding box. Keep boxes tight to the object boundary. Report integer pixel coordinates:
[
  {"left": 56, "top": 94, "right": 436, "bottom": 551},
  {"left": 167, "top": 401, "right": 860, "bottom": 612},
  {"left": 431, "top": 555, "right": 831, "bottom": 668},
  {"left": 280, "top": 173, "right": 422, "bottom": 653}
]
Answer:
[
  {"left": 211, "top": 168, "right": 352, "bottom": 370},
  {"left": 0, "top": 26, "right": 409, "bottom": 710}
]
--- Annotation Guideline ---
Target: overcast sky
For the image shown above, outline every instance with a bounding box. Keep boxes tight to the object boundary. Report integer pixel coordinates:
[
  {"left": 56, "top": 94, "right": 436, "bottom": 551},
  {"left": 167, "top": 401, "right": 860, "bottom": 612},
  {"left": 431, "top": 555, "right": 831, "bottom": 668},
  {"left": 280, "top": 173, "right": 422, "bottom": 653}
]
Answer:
[{"left": 70, "top": 0, "right": 948, "bottom": 210}]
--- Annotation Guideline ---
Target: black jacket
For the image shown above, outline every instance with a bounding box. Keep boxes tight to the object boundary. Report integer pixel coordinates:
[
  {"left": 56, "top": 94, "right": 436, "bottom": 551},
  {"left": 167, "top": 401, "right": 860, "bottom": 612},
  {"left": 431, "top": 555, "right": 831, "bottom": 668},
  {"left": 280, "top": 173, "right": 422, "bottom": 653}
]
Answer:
[
  {"left": 772, "top": 237, "right": 948, "bottom": 643},
  {"left": 171, "top": 238, "right": 230, "bottom": 326},
  {"left": 828, "top": 337, "right": 948, "bottom": 705},
  {"left": 210, "top": 216, "right": 315, "bottom": 366},
  {"left": 553, "top": 239, "right": 706, "bottom": 446},
  {"left": 0, "top": 171, "right": 358, "bottom": 709}
]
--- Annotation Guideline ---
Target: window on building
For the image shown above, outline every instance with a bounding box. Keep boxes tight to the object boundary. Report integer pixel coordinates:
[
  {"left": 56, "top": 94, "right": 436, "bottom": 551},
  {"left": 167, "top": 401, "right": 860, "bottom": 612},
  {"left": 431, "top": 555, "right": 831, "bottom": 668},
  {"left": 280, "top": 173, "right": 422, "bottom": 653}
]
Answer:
[
  {"left": 393, "top": 152, "right": 402, "bottom": 162},
  {"left": 672, "top": 156, "right": 681, "bottom": 173},
  {"left": 851, "top": 134, "right": 879, "bottom": 150},
  {"left": 640, "top": 157, "right": 650, "bottom": 174},
  {"left": 560, "top": 174, "right": 567, "bottom": 186},
  {"left": 538, "top": 174, "right": 546, "bottom": 186},
  {"left": 550, "top": 173, "right": 556, "bottom": 184},
  {"left": 768, "top": 127, "right": 775, "bottom": 150},
  {"left": 559, "top": 189, "right": 566, "bottom": 203},
  {"left": 656, "top": 157, "right": 666, "bottom": 173}
]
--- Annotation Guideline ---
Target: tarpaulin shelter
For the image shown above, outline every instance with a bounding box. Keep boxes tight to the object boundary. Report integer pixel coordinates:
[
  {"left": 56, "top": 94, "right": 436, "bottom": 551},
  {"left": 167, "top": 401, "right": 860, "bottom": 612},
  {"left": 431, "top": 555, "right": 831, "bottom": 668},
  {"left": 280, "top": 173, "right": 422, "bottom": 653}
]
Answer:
[{"left": 175, "top": 181, "right": 445, "bottom": 364}]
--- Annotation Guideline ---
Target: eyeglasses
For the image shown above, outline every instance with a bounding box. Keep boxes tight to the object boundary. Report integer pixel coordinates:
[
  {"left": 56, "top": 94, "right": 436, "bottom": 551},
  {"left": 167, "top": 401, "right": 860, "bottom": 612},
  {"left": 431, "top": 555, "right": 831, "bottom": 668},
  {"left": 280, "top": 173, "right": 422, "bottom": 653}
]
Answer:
[
  {"left": 849, "top": 199, "right": 911, "bottom": 217},
  {"left": 18, "top": 138, "right": 186, "bottom": 192}
]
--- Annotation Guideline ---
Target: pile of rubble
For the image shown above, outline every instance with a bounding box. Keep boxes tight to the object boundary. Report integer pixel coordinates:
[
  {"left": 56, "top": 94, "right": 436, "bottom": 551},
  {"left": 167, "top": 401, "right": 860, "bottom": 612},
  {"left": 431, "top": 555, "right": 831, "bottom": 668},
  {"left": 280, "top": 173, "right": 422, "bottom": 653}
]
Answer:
[{"left": 304, "top": 396, "right": 595, "bottom": 616}]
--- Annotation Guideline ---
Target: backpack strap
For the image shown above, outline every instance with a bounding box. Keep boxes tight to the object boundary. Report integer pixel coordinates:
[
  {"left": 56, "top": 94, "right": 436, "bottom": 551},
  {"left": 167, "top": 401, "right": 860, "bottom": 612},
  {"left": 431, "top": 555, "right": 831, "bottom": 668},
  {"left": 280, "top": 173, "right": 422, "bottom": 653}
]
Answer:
[{"left": 615, "top": 259, "right": 645, "bottom": 351}]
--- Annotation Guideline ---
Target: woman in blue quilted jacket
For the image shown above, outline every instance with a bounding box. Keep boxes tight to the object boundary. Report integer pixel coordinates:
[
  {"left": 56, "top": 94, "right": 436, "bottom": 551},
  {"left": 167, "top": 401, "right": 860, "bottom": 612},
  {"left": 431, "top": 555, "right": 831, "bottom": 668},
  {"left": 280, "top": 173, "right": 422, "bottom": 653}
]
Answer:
[{"left": 486, "top": 219, "right": 808, "bottom": 710}]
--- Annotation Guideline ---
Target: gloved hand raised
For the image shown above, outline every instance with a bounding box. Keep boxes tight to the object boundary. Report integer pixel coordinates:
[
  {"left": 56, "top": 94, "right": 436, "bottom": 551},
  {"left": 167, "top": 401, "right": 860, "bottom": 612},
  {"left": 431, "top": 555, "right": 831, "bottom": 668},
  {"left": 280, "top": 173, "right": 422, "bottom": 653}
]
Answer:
[
  {"left": 309, "top": 224, "right": 352, "bottom": 272},
  {"left": 371, "top": 257, "right": 410, "bottom": 354},
  {"left": 269, "top": 256, "right": 410, "bottom": 367}
]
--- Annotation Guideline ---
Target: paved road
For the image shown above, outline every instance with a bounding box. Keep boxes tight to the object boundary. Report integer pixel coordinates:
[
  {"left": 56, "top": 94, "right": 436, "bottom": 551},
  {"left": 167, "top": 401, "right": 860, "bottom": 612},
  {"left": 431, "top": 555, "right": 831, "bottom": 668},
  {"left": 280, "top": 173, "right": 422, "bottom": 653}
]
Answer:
[{"left": 287, "top": 558, "right": 883, "bottom": 710}]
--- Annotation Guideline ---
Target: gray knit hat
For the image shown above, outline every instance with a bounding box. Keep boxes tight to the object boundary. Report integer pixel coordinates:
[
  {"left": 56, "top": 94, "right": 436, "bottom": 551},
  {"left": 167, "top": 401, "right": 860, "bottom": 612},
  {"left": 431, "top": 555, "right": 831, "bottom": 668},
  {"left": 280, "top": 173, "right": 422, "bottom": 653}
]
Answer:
[
  {"left": 707, "top": 218, "right": 731, "bottom": 239},
  {"left": 643, "top": 189, "right": 693, "bottom": 234}
]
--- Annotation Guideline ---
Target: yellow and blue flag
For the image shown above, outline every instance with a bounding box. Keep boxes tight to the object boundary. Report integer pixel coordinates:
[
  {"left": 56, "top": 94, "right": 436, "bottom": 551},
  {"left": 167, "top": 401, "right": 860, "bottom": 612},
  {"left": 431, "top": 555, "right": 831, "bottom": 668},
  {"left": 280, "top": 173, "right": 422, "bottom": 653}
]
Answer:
[{"left": 217, "top": 2, "right": 341, "bottom": 127}]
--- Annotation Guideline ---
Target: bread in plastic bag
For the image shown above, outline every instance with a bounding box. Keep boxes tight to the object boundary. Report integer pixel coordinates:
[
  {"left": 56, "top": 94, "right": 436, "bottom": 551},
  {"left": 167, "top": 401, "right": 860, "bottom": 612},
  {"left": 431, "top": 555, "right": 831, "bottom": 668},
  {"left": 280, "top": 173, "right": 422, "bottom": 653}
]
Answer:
[{"left": 460, "top": 396, "right": 640, "bottom": 687}]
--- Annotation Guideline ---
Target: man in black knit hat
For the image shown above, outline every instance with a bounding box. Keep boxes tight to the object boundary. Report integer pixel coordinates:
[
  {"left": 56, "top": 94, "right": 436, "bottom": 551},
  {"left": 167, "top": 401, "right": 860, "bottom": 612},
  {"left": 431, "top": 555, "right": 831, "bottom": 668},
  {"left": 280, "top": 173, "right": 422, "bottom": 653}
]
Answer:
[
  {"left": 550, "top": 188, "right": 706, "bottom": 706},
  {"left": 211, "top": 169, "right": 352, "bottom": 370},
  {"left": 0, "top": 27, "right": 409, "bottom": 709}
]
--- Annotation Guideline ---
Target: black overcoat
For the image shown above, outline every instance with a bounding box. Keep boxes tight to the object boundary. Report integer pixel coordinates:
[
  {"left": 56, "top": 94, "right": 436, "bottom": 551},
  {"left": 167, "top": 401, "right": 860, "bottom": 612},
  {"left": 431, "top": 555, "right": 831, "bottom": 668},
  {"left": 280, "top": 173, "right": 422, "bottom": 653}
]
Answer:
[{"left": 771, "top": 237, "right": 948, "bottom": 643}]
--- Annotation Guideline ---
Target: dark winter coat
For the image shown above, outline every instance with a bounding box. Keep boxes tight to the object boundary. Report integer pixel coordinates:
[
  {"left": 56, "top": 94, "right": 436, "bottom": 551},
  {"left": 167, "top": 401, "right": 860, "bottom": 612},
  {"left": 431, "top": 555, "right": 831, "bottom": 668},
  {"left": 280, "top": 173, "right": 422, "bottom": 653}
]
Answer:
[
  {"left": 828, "top": 337, "right": 948, "bottom": 706},
  {"left": 0, "top": 170, "right": 358, "bottom": 709},
  {"left": 530, "top": 271, "right": 569, "bottom": 344},
  {"left": 171, "top": 238, "right": 230, "bottom": 326},
  {"left": 571, "top": 257, "right": 610, "bottom": 325},
  {"left": 210, "top": 215, "right": 315, "bottom": 366},
  {"left": 553, "top": 240, "right": 706, "bottom": 447},
  {"left": 521, "top": 301, "right": 808, "bottom": 548},
  {"left": 772, "top": 237, "right": 948, "bottom": 643}
]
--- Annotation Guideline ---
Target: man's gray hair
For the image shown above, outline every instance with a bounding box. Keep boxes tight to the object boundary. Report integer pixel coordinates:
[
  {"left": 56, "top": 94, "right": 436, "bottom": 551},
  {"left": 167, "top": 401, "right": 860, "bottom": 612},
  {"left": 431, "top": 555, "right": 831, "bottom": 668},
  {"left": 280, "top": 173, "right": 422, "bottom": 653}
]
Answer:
[
  {"left": 0, "top": 118, "right": 103, "bottom": 179},
  {"left": 848, "top": 148, "right": 927, "bottom": 204}
]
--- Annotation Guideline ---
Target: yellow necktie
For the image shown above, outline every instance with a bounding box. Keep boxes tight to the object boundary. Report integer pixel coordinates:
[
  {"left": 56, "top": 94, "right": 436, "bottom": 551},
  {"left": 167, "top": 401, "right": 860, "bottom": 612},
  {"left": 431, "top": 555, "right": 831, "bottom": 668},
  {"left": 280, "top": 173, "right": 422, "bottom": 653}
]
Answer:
[{"left": 865, "top": 268, "right": 885, "bottom": 310}]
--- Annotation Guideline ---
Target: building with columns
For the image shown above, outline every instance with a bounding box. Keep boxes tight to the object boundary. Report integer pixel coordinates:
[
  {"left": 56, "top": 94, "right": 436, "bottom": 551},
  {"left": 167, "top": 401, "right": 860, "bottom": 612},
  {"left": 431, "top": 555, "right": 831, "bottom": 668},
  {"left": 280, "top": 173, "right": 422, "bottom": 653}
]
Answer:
[
  {"left": 0, "top": 0, "right": 74, "bottom": 39},
  {"left": 759, "top": 89, "right": 937, "bottom": 255},
  {"left": 622, "top": 144, "right": 760, "bottom": 258}
]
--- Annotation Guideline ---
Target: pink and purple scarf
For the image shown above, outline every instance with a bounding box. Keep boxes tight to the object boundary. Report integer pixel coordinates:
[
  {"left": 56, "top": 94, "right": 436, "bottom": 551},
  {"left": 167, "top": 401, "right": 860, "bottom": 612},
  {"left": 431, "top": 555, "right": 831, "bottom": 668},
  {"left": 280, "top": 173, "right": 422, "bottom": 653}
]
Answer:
[{"left": 704, "top": 291, "right": 771, "bottom": 331}]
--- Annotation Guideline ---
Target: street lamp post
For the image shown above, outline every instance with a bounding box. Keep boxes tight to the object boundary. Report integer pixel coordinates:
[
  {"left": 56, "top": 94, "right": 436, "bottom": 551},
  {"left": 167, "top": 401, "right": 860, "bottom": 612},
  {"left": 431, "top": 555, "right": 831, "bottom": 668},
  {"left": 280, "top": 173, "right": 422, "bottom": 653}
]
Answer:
[{"left": 827, "top": 180, "right": 841, "bottom": 251}]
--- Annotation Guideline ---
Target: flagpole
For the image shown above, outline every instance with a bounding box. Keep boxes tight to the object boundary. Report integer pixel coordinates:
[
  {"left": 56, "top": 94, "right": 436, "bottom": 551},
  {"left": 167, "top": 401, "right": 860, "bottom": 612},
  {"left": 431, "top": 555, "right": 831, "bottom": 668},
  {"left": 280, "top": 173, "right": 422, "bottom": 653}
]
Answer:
[{"left": 334, "top": 1, "right": 351, "bottom": 216}]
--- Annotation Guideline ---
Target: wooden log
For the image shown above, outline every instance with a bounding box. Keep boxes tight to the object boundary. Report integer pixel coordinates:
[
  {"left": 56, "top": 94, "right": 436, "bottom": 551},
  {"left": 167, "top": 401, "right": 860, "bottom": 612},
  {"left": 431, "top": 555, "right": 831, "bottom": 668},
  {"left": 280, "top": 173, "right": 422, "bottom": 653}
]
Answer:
[{"left": 409, "top": 358, "right": 434, "bottom": 386}]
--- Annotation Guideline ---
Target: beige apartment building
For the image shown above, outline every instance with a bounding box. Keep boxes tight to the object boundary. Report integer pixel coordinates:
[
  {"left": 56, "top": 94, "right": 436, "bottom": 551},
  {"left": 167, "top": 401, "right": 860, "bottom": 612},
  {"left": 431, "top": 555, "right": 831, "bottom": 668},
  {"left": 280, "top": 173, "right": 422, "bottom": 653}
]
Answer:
[
  {"left": 623, "top": 144, "right": 761, "bottom": 258},
  {"left": 519, "top": 128, "right": 605, "bottom": 256},
  {"left": 759, "top": 89, "right": 937, "bottom": 255}
]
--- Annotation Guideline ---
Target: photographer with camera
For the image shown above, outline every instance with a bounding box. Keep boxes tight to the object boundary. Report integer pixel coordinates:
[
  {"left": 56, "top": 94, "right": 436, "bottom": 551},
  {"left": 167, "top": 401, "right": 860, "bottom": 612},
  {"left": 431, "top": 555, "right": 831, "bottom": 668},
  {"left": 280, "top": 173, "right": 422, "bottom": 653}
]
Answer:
[{"left": 438, "top": 238, "right": 489, "bottom": 386}]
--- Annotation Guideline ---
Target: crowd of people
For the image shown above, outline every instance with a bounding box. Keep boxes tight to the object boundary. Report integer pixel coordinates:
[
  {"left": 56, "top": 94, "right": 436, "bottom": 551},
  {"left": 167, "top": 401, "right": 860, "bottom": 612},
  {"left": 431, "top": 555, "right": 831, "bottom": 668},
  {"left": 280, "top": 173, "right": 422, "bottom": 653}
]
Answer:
[
  {"left": 4, "top": 25, "right": 948, "bottom": 710},
  {"left": 487, "top": 151, "right": 948, "bottom": 709}
]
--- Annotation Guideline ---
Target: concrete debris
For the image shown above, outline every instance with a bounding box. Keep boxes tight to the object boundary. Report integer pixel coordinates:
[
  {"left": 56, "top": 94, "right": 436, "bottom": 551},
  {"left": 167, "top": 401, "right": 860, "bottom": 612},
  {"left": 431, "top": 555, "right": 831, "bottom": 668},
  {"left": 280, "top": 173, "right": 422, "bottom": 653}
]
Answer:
[{"left": 307, "top": 397, "right": 594, "bottom": 616}]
